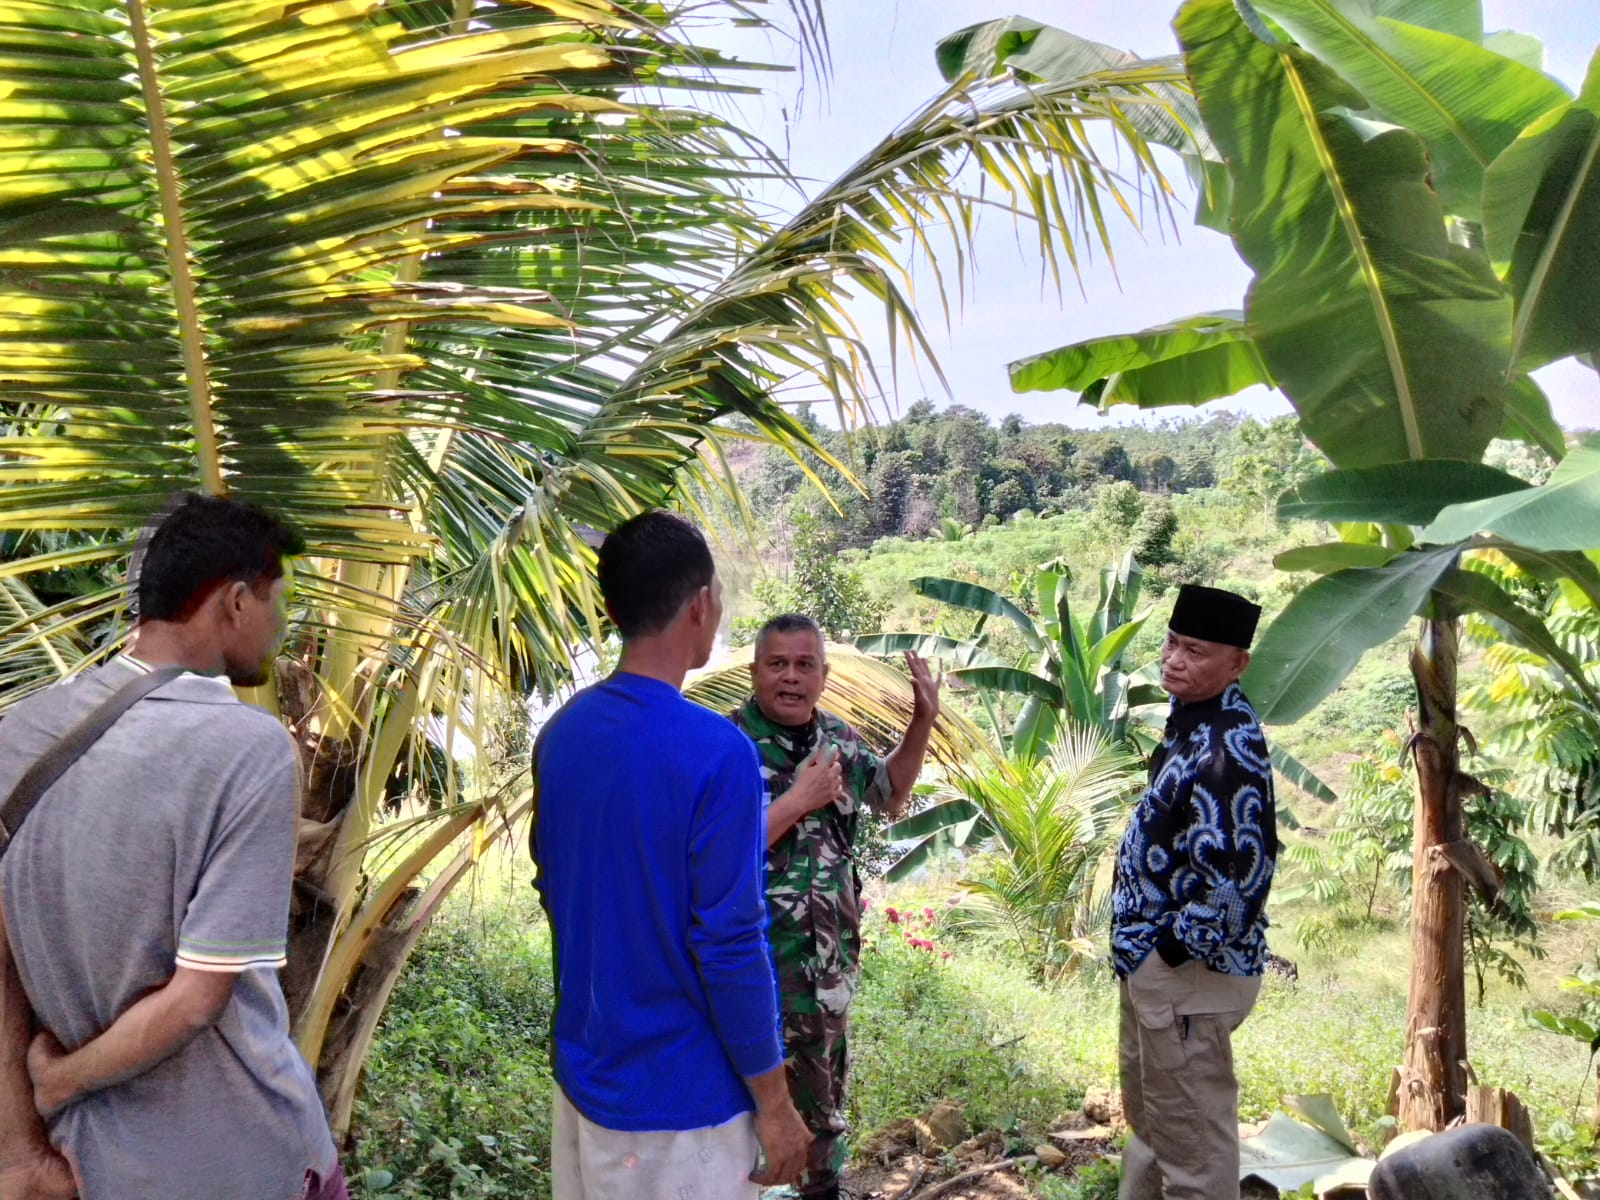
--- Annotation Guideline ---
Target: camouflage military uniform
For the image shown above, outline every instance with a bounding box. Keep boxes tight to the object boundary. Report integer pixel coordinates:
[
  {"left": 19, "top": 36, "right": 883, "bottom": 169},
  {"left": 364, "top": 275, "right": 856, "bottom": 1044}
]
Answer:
[{"left": 731, "top": 697, "right": 893, "bottom": 1198}]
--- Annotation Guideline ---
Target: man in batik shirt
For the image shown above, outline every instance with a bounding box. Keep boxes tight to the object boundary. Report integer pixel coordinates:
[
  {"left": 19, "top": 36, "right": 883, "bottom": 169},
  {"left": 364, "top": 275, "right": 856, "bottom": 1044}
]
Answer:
[
  {"left": 731, "top": 615, "right": 940, "bottom": 1200},
  {"left": 1111, "top": 584, "right": 1278, "bottom": 1200}
]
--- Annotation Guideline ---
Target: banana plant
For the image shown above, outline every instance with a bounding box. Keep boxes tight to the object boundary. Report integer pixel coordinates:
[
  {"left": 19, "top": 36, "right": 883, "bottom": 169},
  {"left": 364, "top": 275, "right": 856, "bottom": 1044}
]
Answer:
[
  {"left": 858, "top": 551, "right": 1162, "bottom": 762},
  {"left": 998, "top": 0, "right": 1600, "bottom": 1129}
]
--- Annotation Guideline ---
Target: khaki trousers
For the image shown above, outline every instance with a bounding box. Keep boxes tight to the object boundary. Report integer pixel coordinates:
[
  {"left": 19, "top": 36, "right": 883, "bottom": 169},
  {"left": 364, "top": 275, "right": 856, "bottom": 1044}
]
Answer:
[
  {"left": 1117, "top": 956, "right": 1261, "bottom": 1200},
  {"left": 552, "top": 1088, "right": 760, "bottom": 1200}
]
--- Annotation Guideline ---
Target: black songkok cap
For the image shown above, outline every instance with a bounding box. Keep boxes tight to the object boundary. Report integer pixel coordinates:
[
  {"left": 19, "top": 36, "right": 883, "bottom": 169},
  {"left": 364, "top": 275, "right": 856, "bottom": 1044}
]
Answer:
[{"left": 1168, "top": 584, "right": 1260, "bottom": 649}]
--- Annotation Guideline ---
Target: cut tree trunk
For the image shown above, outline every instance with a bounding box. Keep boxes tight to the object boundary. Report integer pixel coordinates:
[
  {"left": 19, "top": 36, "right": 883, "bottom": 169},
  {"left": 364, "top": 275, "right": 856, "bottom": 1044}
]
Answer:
[
  {"left": 1463, "top": 1085, "right": 1534, "bottom": 1151},
  {"left": 1400, "top": 611, "right": 1468, "bottom": 1131}
]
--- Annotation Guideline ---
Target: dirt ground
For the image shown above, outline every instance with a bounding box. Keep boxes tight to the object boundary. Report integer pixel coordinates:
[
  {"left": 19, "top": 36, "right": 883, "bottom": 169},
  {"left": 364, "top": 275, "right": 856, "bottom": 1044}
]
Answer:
[{"left": 841, "top": 1099, "right": 1121, "bottom": 1200}]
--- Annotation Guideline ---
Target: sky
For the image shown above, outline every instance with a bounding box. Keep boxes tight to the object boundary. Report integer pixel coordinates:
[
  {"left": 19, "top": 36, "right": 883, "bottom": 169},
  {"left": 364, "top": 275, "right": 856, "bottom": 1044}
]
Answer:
[{"left": 719, "top": 1, "right": 1599, "bottom": 432}]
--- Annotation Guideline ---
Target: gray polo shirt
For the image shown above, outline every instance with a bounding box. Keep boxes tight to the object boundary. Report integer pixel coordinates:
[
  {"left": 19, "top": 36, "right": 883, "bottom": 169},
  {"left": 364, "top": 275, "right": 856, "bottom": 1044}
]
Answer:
[{"left": 0, "top": 656, "right": 336, "bottom": 1200}]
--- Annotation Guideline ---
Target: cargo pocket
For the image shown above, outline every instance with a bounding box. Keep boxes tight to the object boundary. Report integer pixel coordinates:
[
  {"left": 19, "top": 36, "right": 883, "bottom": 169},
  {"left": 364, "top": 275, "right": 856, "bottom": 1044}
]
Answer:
[
  {"left": 1135, "top": 996, "right": 1192, "bottom": 1072},
  {"left": 1127, "top": 957, "right": 1194, "bottom": 1072}
]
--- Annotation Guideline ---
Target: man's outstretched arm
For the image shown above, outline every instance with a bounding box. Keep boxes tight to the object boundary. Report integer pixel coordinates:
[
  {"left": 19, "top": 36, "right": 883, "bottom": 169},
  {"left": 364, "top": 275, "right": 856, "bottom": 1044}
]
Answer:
[
  {"left": 0, "top": 898, "right": 75, "bottom": 1200},
  {"left": 883, "top": 651, "right": 941, "bottom": 818}
]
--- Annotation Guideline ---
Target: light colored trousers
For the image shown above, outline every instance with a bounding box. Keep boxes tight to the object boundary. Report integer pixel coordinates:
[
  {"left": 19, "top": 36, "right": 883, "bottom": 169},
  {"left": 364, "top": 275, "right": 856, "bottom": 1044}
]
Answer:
[
  {"left": 552, "top": 1088, "right": 761, "bottom": 1200},
  {"left": 1118, "top": 956, "right": 1262, "bottom": 1200}
]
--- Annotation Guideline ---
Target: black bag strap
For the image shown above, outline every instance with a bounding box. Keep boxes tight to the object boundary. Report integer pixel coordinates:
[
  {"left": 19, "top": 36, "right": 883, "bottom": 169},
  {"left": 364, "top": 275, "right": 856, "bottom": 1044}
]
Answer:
[{"left": 0, "top": 666, "right": 186, "bottom": 855}]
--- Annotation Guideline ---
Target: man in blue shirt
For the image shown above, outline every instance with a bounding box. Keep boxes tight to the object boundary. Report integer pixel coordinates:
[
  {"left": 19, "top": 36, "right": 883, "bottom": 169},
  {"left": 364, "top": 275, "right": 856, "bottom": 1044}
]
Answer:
[
  {"left": 1111, "top": 584, "right": 1277, "bottom": 1200},
  {"left": 531, "top": 510, "right": 809, "bottom": 1199}
]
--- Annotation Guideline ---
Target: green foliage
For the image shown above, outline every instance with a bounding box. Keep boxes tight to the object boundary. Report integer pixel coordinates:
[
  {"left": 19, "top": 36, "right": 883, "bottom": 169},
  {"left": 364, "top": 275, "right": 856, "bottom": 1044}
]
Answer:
[
  {"left": 352, "top": 898, "right": 556, "bottom": 1199},
  {"left": 919, "top": 731, "right": 1143, "bottom": 980},
  {"left": 1463, "top": 584, "right": 1600, "bottom": 878},
  {"left": 1282, "top": 754, "right": 1412, "bottom": 956},
  {"left": 731, "top": 510, "right": 887, "bottom": 646},
  {"left": 1279, "top": 747, "right": 1544, "bottom": 1001},
  {"left": 1090, "top": 482, "right": 1145, "bottom": 541},
  {"left": 1528, "top": 905, "right": 1600, "bottom": 1054},
  {"left": 1463, "top": 781, "right": 1547, "bottom": 1005},
  {"left": 1039, "top": 1157, "right": 1121, "bottom": 1200},
  {"left": 1220, "top": 417, "right": 1326, "bottom": 521},
  {"left": 1012, "top": 311, "right": 1269, "bottom": 409},
  {"left": 869, "top": 552, "right": 1157, "bottom": 762},
  {"left": 349, "top": 876, "right": 1596, "bottom": 1195},
  {"left": 1312, "top": 670, "right": 1414, "bottom": 744},
  {"left": 736, "top": 405, "right": 1281, "bottom": 553}
]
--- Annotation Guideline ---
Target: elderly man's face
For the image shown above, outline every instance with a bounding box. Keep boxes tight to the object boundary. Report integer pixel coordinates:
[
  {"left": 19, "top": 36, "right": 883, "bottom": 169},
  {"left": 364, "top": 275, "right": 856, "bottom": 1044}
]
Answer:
[
  {"left": 1160, "top": 629, "right": 1249, "bottom": 705},
  {"left": 750, "top": 628, "right": 828, "bottom": 726}
]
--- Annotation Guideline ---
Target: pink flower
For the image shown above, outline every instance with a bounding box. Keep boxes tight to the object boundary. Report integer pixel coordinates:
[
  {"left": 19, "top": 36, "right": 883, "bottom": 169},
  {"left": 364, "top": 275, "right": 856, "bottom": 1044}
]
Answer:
[
  {"left": 942, "top": 951, "right": 952, "bottom": 960},
  {"left": 923, "top": 907, "right": 936, "bottom": 921},
  {"left": 885, "top": 907, "right": 900, "bottom": 925}
]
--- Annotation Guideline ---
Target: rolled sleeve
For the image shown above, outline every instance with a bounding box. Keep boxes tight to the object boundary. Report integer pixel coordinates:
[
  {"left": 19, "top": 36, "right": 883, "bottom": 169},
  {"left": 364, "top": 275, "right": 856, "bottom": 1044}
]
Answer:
[{"left": 176, "top": 741, "right": 298, "bottom": 973}]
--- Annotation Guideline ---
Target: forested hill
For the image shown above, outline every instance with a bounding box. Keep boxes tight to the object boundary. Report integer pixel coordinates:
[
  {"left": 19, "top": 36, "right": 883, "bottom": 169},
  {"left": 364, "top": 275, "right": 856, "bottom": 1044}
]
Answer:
[
  {"left": 727, "top": 401, "right": 1549, "bottom": 551},
  {"left": 730, "top": 403, "right": 1324, "bottom": 547}
]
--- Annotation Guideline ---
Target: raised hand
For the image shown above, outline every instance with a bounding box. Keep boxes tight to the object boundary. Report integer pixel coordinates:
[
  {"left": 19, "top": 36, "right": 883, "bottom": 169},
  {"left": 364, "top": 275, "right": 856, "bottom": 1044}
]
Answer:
[{"left": 904, "top": 651, "right": 942, "bottom": 723}]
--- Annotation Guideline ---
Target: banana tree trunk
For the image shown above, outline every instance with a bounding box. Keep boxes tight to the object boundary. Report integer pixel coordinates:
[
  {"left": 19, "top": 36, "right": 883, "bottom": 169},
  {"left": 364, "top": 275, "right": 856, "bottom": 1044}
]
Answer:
[{"left": 1399, "top": 607, "right": 1468, "bottom": 1130}]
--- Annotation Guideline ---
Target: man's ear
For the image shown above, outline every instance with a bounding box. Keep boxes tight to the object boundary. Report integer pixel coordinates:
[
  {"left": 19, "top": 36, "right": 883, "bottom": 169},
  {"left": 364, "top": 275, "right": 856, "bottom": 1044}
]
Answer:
[
  {"left": 218, "top": 579, "right": 249, "bottom": 621},
  {"left": 1233, "top": 648, "right": 1251, "bottom": 680}
]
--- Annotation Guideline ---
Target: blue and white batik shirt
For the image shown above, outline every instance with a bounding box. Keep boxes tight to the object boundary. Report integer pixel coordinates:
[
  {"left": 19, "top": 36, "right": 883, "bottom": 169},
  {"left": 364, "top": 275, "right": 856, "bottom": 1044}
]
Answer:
[{"left": 1111, "top": 681, "right": 1277, "bottom": 979}]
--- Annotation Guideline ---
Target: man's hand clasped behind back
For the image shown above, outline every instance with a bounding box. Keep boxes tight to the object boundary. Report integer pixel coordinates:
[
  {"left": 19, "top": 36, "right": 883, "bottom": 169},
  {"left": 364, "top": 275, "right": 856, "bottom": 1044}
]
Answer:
[{"left": 0, "top": 1150, "right": 77, "bottom": 1200}]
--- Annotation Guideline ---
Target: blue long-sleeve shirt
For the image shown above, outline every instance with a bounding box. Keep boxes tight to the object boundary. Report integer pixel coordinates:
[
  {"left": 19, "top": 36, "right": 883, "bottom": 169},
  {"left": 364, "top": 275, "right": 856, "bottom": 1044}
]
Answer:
[
  {"left": 532, "top": 672, "right": 783, "bottom": 1131},
  {"left": 1111, "top": 682, "right": 1277, "bottom": 978}
]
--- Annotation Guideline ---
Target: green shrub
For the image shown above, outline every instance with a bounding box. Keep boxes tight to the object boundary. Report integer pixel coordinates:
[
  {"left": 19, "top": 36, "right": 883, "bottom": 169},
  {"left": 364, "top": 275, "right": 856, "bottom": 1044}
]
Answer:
[
  {"left": 350, "top": 896, "right": 556, "bottom": 1199},
  {"left": 1039, "top": 1157, "right": 1120, "bottom": 1200},
  {"left": 349, "top": 875, "right": 1593, "bottom": 1194}
]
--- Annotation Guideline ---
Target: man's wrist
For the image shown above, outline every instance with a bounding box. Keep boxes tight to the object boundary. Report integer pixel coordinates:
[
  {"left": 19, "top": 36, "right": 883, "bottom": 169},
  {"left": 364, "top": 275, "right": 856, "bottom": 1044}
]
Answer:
[
  {"left": 744, "top": 1062, "right": 792, "bottom": 1113},
  {"left": 35, "top": 1059, "right": 77, "bottom": 1119}
]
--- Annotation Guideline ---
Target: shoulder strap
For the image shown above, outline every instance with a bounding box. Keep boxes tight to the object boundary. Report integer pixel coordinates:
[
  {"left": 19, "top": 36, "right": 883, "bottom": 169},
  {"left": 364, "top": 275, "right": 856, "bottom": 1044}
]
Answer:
[{"left": 0, "top": 666, "right": 186, "bottom": 855}]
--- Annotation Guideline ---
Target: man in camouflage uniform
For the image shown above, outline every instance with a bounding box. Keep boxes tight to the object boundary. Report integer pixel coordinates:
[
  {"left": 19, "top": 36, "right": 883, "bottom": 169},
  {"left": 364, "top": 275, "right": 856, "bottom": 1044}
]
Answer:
[{"left": 731, "top": 614, "right": 941, "bottom": 1200}]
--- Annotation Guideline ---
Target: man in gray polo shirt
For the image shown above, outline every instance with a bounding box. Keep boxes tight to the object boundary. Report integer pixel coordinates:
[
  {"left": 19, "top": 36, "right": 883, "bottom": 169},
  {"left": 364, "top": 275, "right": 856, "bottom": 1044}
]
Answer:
[{"left": 0, "top": 494, "right": 341, "bottom": 1200}]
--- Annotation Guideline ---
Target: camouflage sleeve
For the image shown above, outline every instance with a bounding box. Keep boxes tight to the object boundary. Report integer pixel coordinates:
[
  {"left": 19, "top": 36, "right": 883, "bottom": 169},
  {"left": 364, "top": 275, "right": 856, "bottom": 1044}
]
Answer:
[{"left": 860, "top": 747, "right": 893, "bottom": 815}]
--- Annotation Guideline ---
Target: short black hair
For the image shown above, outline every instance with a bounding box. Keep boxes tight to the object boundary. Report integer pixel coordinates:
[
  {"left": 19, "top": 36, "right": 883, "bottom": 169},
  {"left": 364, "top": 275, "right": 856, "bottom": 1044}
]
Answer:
[
  {"left": 134, "top": 493, "right": 305, "bottom": 622},
  {"left": 597, "top": 511, "right": 714, "bottom": 639},
  {"left": 754, "top": 613, "right": 825, "bottom": 659}
]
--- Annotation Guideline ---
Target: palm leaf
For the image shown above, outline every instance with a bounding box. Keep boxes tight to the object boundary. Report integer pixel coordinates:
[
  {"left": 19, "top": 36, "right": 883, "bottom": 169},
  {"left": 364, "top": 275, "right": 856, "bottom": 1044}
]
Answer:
[
  {"left": 1176, "top": 0, "right": 1514, "bottom": 468},
  {"left": 1011, "top": 310, "right": 1272, "bottom": 408},
  {"left": 1250, "top": 0, "right": 1569, "bottom": 220},
  {"left": 1483, "top": 50, "right": 1600, "bottom": 372}
]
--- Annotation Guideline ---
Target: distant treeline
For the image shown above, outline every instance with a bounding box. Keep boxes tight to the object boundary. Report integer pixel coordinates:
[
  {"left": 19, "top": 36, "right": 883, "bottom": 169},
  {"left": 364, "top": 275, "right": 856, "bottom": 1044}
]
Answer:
[{"left": 734, "top": 402, "right": 1321, "bottom": 547}]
